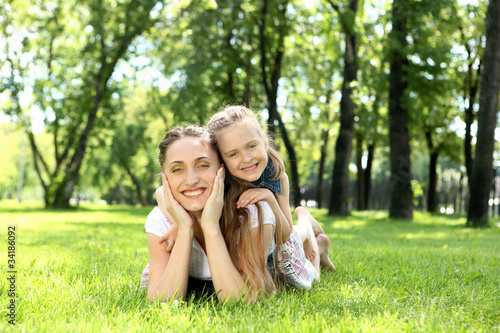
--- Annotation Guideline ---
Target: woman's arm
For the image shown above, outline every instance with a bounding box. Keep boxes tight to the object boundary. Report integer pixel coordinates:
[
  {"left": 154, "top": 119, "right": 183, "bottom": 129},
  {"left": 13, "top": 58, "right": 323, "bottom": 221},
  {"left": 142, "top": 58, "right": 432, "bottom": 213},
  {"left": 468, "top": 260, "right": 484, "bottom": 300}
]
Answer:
[
  {"left": 147, "top": 175, "right": 196, "bottom": 301},
  {"left": 155, "top": 186, "right": 178, "bottom": 252},
  {"left": 146, "top": 230, "right": 193, "bottom": 301}
]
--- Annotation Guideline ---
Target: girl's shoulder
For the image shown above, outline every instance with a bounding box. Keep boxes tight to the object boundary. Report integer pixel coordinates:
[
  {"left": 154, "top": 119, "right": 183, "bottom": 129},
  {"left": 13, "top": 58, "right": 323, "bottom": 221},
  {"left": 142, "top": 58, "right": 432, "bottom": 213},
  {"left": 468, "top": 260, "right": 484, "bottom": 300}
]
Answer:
[
  {"left": 145, "top": 206, "right": 172, "bottom": 237},
  {"left": 245, "top": 201, "right": 276, "bottom": 228}
]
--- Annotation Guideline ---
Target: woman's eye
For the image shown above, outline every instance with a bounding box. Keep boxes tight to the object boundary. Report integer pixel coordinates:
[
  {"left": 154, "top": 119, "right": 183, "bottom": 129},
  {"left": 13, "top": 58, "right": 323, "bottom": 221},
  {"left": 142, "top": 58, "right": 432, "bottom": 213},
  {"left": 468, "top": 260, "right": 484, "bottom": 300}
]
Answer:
[
  {"left": 171, "top": 168, "right": 182, "bottom": 173},
  {"left": 199, "top": 164, "right": 210, "bottom": 169}
]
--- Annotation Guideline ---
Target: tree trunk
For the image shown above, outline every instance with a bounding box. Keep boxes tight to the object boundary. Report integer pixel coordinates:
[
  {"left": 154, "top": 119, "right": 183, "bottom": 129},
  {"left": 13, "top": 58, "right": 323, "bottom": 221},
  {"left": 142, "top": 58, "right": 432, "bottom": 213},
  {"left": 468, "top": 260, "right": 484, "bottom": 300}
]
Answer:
[
  {"left": 328, "top": 0, "right": 358, "bottom": 216},
  {"left": 425, "top": 131, "right": 439, "bottom": 213},
  {"left": 259, "top": 0, "right": 301, "bottom": 206},
  {"left": 355, "top": 132, "right": 365, "bottom": 210},
  {"left": 461, "top": 26, "right": 482, "bottom": 184},
  {"left": 364, "top": 142, "right": 374, "bottom": 209},
  {"left": 124, "top": 163, "right": 148, "bottom": 206},
  {"left": 388, "top": 0, "right": 413, "bottom": 220},
  {"left": 316, "top": 128, "right": 329, "bottom": 208},
  {"left": 50, "top": 74, "right": 103, "bottom": 208},
  {"left": 467, "top": 0, "right": 500, "bottom": 227}
]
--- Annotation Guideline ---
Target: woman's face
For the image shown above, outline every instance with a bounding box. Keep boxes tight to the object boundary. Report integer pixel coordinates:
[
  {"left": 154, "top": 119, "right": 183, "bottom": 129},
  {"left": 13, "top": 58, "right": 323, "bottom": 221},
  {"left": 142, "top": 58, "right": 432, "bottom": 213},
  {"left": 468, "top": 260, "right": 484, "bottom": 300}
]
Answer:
[{"left": 162, "top": 137, "right": 221, "bottom": 214}]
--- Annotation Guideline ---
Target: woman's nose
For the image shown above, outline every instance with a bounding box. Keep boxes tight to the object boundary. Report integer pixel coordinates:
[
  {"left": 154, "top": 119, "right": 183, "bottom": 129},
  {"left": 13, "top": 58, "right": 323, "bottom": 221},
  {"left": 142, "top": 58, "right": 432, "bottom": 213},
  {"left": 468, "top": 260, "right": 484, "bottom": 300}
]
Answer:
[{"left": 185, "top": 169, "right": 199, "bottom": 186}]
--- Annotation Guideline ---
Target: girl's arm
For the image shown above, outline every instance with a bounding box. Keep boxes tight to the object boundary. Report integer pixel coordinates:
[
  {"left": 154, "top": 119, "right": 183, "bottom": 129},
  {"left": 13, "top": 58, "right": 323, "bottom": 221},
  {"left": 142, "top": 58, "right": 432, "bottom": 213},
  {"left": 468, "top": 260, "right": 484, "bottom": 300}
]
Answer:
[
  {"left": 275, "top": 172, "right": 294, "bottom": 231},
  {"left": 235, "top": 172, "right": 293, "bottom": 244}
]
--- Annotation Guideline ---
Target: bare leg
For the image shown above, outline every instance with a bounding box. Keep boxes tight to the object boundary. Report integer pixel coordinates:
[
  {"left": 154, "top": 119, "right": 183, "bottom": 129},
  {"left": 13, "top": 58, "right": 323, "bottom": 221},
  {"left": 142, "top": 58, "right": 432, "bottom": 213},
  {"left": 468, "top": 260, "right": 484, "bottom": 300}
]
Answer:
[
  {"left": 295, "top": 206, "right": 335, "bottom": 271},
  {"left": 316, "top": 234, "right": 335, "bottom": 270},
  {"left": 292, "top": 222, "right": 320, "bottom": 282},
  {"left": 293, "top": 221, "right": 316, "bottom": 260},
  {"left": 295, "top": 206, "right": 324, "bottom": 236}
]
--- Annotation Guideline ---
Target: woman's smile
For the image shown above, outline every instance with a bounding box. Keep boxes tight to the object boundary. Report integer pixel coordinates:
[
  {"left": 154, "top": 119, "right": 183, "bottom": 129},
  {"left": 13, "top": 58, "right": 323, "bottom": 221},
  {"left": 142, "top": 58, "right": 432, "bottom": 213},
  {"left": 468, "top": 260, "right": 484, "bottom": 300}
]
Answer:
[{"left": 182, "top": 187, "right": 207, "bottom": 198}]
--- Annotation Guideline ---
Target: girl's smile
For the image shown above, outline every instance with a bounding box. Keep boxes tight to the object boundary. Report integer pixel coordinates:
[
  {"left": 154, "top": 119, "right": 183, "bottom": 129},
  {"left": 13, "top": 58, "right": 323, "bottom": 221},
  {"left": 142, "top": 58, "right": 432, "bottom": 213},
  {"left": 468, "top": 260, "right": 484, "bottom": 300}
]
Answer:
[{"left": 216, "top": 122, "right": 268, "bottom": 182}]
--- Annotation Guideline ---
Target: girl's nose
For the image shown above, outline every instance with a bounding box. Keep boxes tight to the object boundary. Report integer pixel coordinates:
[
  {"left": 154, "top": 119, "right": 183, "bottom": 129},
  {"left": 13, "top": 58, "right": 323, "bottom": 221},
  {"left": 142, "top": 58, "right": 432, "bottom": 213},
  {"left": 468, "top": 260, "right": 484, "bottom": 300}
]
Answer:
[{"left": 242, "top": 151, "right": 252, "bottom": 162}]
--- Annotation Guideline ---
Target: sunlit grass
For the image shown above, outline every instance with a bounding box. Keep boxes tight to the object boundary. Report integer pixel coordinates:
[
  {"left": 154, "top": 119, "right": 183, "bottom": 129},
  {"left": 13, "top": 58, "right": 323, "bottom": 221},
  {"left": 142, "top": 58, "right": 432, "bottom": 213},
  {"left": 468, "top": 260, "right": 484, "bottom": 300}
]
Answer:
[{"left": 1, "top": 201, "right": 499, "bottom": 332}]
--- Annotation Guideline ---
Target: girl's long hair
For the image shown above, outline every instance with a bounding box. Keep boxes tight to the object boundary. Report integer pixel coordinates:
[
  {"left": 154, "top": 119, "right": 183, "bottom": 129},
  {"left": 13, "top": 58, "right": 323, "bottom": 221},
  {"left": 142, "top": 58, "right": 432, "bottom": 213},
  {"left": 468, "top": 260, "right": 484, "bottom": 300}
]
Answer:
[{"left": 219, "top": 174, "right": 282, "bottom": 297}]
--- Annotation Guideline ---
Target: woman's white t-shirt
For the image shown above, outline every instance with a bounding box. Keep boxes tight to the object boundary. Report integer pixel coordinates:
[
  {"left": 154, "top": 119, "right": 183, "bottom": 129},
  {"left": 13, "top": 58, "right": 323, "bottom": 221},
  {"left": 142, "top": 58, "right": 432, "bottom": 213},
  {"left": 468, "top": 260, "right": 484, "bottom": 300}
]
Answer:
[{"left": 145, "top": 201, "right": 276, "bottom": 280}]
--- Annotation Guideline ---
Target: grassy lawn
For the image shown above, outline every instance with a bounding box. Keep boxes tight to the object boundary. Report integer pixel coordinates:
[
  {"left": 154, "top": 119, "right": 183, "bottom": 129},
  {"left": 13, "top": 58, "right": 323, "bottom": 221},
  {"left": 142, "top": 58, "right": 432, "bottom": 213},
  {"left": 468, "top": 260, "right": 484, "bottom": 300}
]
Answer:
[{"left": 1, "top": 201, "right": 499, "bottom": 332}]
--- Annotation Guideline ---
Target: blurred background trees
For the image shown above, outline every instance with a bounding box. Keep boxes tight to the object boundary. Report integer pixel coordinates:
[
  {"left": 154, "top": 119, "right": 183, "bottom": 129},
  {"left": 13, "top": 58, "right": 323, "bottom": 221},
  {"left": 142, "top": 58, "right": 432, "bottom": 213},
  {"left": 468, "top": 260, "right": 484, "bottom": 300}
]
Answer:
[{"left": 1, "top": 0, "right": 499, "bottom": 226}]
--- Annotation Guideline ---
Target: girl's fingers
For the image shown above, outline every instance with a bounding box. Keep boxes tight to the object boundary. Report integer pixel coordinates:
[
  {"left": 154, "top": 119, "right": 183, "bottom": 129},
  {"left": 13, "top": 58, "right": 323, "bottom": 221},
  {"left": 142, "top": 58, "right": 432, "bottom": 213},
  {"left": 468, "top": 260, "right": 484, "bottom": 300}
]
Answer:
[{"left": 166, "top": 240, "right": 174, "bottom": 252}]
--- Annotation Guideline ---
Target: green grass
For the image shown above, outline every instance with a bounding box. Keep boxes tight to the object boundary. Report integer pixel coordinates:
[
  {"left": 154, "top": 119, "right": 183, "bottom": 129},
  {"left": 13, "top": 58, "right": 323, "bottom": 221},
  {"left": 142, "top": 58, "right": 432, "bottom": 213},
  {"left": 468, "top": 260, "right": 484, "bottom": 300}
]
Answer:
[{"left": 1, "top": 201, "right": 499, "bottom": 332}]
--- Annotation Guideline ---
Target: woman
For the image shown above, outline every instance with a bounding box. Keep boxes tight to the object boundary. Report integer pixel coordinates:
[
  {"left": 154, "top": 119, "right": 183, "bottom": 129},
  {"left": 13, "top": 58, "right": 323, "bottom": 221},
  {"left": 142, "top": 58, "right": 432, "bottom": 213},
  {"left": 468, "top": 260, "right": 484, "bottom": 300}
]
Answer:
[{"left": 143, "top": 125, "right": 277, "bottom": 302}]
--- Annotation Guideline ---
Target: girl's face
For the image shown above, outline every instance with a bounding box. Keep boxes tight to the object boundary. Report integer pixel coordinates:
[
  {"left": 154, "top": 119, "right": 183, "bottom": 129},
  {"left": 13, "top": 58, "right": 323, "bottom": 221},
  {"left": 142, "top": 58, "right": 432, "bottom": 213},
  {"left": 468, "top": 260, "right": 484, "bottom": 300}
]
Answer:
[
  {"left": 163, "top": 137, "right": 220, "bottom": 214},
  {"left": 216, "top": 122, "right": 268, "bottom": 182}
]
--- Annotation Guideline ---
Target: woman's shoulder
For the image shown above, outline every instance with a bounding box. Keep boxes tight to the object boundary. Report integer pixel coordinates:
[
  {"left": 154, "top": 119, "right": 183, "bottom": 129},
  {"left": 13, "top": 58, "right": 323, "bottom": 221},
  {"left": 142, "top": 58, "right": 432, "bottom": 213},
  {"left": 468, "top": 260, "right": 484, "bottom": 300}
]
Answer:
[{"left": 145, "top": 206, "right": 172, "bottom": 237}]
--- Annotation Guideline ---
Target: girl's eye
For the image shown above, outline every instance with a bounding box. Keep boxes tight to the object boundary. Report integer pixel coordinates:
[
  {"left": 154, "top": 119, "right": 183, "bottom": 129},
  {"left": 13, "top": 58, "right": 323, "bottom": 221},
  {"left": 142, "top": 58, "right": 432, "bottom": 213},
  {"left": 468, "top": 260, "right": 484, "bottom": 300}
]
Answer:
[
  {"left": 229, "top": 152, "right": 237, "bottom": 157},
  {"left": 249, "top": 144, "right": 256, "bottom": 149}
]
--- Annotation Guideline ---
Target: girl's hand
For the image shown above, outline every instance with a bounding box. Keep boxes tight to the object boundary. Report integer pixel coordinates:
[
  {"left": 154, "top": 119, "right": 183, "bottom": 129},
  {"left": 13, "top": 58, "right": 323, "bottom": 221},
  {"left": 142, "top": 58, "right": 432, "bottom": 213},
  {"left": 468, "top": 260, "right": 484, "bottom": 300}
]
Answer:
[
  {"left": 201, "top": 167, "right": 225, "bottom": 231},
  {"left": 159, "top": 223, "right": 178, "bottom": 252},
  {"left": 162, "top": 173, "right": 194, "bottom": 230},
  {"left": 236, "top": 188, "right": 274, "bottom": 209}
]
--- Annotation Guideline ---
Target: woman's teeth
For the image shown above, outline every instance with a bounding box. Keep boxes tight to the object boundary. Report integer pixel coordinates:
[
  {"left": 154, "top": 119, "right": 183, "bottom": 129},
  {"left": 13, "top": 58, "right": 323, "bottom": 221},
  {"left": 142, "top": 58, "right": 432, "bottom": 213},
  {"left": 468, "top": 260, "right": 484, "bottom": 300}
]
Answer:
[{"left": 183, "top": 189, "right": 205, "bottom": 197}]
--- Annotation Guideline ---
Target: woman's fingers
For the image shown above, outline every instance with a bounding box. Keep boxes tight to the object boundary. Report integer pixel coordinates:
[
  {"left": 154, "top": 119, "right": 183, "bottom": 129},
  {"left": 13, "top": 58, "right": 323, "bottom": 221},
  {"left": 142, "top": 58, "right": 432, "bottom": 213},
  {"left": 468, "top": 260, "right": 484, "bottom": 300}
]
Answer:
[
  {"left": 161, "top": 172, "right": 194, "bottom": 228},
  {"left": 162, "top": 173, "right": 173, "bottom": 205},
  {"left": 201, "top": 167, "right": 225, "bottom": 227},
  {"left": 216, "top": 167, "right": 224, "bottom": 199}
]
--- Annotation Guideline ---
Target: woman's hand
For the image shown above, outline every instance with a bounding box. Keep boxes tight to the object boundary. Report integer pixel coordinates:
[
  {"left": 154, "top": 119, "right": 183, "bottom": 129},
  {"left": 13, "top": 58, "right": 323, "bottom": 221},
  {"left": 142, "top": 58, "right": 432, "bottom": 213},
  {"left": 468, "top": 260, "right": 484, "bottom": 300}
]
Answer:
[
  {"left": 161, "top": 173, "right": 194, "bottom": 230},
  {"left": 200, "top": 167, "right": 225, "bottom": 232}
]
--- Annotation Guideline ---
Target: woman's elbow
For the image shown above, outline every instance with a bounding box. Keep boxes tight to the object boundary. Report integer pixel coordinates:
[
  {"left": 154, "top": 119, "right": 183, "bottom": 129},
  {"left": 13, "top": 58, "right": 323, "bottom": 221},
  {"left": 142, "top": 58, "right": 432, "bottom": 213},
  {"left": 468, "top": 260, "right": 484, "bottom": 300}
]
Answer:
[{"left": 147, "top": 288, "right": 185, "bottom": 303}]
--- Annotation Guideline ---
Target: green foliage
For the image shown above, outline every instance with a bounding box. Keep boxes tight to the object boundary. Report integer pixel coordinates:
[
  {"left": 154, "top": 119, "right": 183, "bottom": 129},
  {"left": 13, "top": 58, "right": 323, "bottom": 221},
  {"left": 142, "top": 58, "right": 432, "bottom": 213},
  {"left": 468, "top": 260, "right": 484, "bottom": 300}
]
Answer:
[
  {"left": 0, "top": 203, "right": 498, "bottom": 331},
  {"left": 1, "top": 0, "right": 496, "bottom": 215}
]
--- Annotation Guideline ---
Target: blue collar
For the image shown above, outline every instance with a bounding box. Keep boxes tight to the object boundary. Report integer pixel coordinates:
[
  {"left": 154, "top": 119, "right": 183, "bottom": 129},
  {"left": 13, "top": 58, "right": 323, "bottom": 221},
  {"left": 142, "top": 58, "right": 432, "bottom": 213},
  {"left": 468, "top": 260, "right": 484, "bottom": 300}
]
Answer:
[{"left": 251, "top": 159, "right": 282, "bottom": 195}]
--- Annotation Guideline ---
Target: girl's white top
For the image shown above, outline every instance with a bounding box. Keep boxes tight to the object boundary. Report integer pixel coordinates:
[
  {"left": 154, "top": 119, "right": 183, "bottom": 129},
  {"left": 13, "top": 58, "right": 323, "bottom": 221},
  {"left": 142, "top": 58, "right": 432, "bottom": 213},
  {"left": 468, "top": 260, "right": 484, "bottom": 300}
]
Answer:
[{"left": 145, "top": 202, "right": 276, "bottom": 280}]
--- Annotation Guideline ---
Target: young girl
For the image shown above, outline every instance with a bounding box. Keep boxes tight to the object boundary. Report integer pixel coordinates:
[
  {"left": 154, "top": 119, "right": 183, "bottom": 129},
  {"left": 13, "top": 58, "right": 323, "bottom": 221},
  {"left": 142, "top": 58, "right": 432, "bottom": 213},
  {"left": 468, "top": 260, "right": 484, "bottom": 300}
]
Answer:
[{"left": 206, "top": 106, "right": 335, "bottom": 275}]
